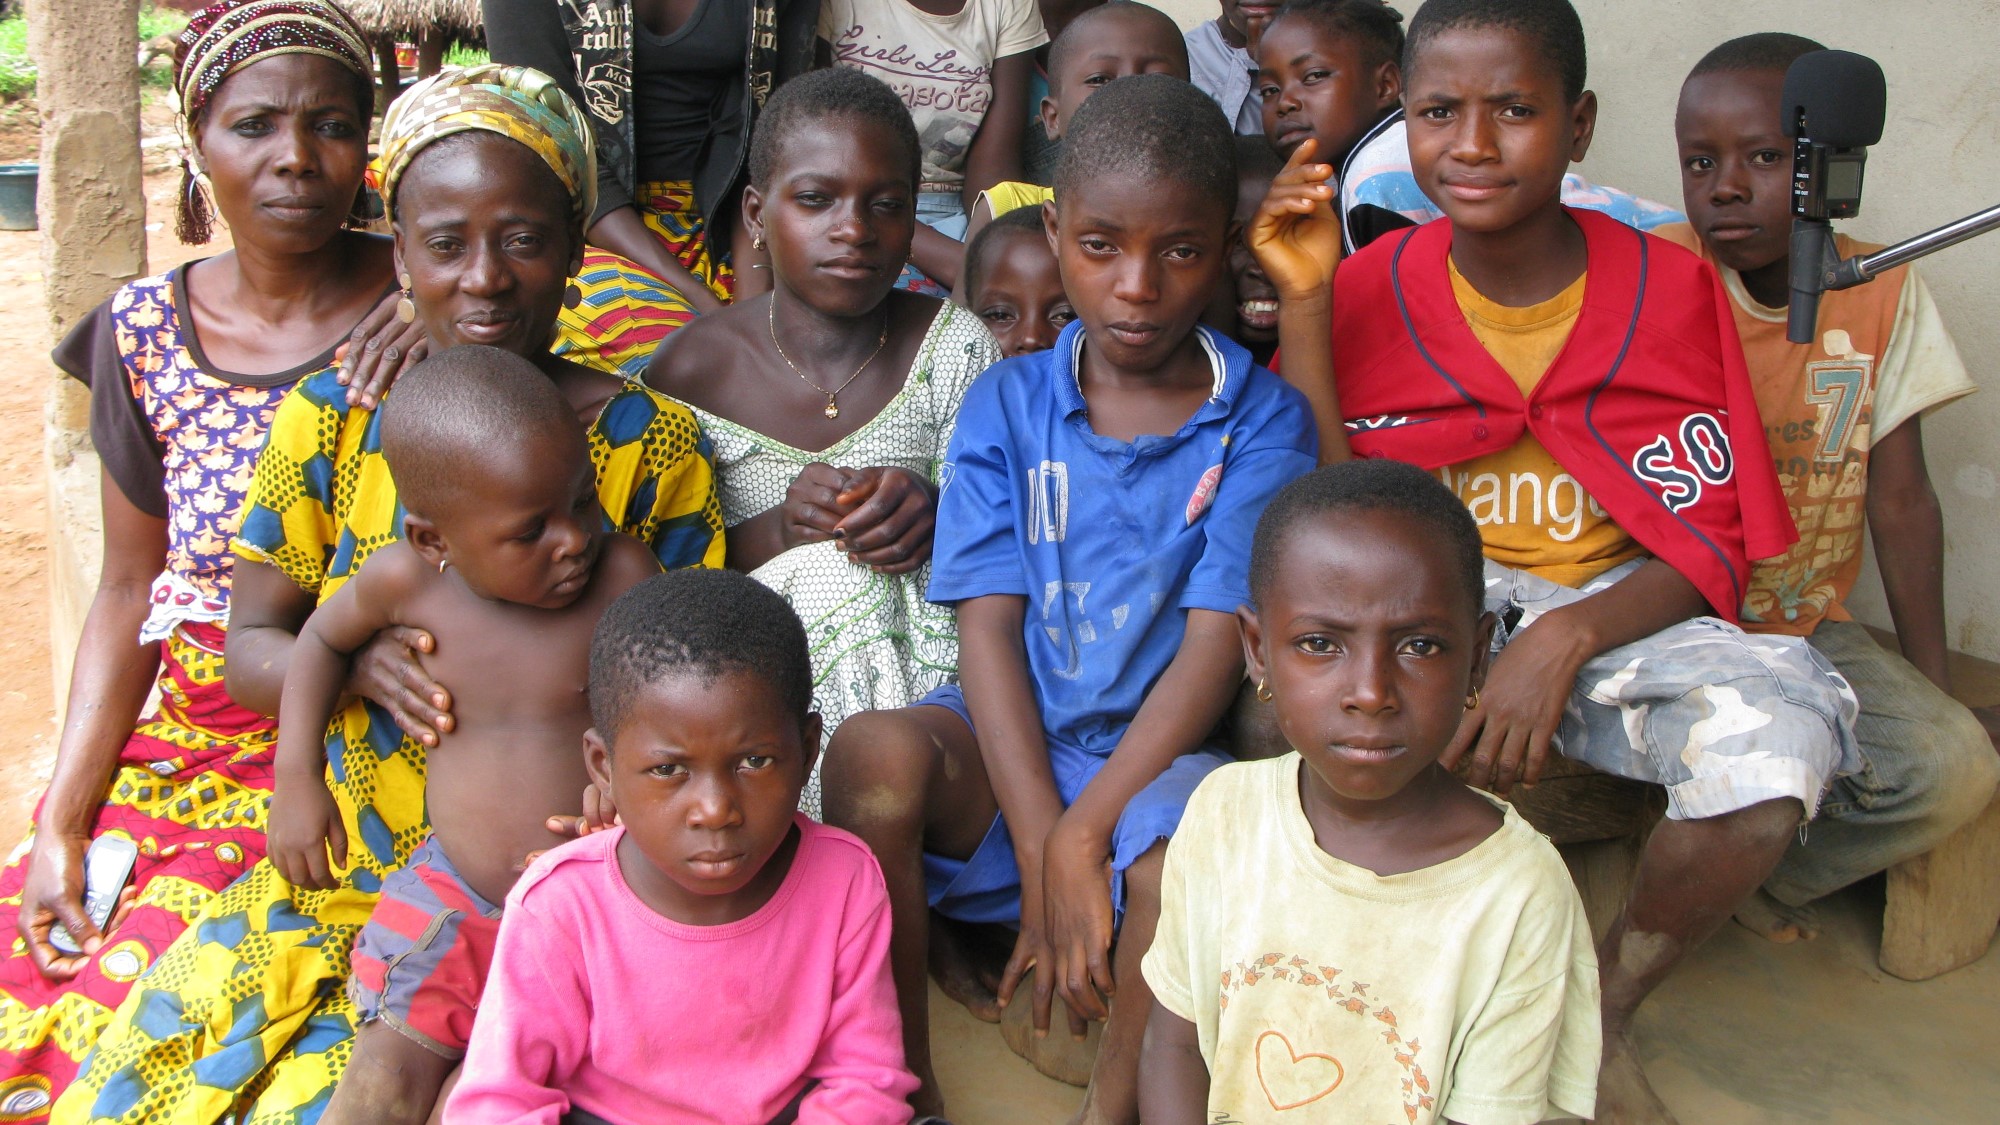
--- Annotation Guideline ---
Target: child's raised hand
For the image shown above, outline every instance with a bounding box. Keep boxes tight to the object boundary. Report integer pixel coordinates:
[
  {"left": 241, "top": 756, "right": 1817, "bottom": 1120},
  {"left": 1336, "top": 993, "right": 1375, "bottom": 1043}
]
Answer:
[
  {"left": 832, "top": 467, "right": 937, "bottom": 575},
  {"left": 269, "top": 778, "right": 348, "bottom": 891},
  {"left": 1249, "top": 139, "right": 1342, "bottom": 303}
]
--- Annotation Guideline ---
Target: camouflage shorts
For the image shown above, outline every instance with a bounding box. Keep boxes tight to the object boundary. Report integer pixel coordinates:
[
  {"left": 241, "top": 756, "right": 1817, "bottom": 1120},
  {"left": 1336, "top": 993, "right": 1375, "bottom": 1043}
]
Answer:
[{"left": 1487, "top": 560, "right": 1862, "bottom": 821}]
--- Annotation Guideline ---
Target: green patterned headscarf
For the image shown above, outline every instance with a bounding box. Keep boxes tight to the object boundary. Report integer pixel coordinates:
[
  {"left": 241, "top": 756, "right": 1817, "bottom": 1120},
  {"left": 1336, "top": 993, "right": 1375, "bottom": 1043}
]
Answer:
[{"left": 372, "top": 64, "right": 598, "bottom": 226}]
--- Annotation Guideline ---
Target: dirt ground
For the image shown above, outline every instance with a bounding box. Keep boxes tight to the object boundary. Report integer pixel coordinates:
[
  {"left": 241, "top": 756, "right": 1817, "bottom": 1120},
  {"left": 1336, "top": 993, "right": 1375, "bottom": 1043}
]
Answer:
[{"left": 2, "top": 99, "right": 1999, "bottom": 1125}]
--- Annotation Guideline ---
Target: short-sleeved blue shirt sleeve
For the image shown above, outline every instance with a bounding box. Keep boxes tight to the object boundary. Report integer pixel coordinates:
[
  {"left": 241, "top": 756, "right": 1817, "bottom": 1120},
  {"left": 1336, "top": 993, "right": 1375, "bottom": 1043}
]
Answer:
[
  {"left": 929, "top": 324, "right": 1316, "bottom": 757},
  {"left": 929, "top": 370, "right": 1031, "bottom": 602}
]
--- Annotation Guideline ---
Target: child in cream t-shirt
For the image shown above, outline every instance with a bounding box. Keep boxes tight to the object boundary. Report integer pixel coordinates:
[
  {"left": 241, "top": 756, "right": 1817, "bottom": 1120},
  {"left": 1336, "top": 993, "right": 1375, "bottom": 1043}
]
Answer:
[{"left": 1141, "top": 462, "right": 1600, "bottom": 1125}]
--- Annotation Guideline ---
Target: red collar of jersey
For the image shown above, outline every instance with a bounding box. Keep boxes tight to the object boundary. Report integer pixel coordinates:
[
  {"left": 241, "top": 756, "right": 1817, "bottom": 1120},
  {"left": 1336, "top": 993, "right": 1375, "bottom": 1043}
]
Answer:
[{"left": 1331, "top": 208, "right": 1797, "bottom": 620}]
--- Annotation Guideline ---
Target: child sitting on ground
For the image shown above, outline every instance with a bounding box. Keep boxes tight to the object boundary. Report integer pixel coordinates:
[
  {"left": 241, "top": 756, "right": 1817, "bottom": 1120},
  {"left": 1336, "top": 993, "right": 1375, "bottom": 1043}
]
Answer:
[
  {"left": 645, "top": 68, "right": 1002, "bottom": 815},
  {"left": 959, "top": 1, "right": 1191, "bottom": 270},
  {"left": 1250, "top": 2, "right": 1860, "bottom": 1120},
  {"left": 1664, "top": 33, "right": 2000, "bottom": 941},
  {"left": 1187, "top": 0, "right": 1278, "bottom": 135},
  {"left": 1255, "top": 0, "right": 1680, "bottom": 254},
  {"left": 446, "top": 569, "right": 916, "bottom": 1122},
  {"left": 824, "top": 74, "right": 1317, "bottom": 1121},
  {"left": 1141, "top": 459, "right": 1600, "bottom": 1124},
  {"left": 959, "top": 206, "right": 1072, "bottom": 356},
  {"left": 267, "top": 345, "right": 661, "bottom": 1122}
]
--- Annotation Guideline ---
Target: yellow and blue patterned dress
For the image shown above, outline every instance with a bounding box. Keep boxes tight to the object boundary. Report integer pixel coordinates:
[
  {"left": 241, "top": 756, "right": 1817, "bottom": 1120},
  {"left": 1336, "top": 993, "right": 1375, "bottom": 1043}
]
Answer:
[
  {"left": 0, "top": 268, "right": 321, "bottom": 1124},
  {"left": 55, "top": 366, "right": 723, "bottom": 1125}
]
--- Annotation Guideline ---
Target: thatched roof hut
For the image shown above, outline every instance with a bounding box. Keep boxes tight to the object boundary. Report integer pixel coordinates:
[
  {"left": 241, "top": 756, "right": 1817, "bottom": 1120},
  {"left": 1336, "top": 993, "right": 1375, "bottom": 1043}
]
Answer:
[{"left": 342, "top": 0, "right": 483, "bottom": 40}]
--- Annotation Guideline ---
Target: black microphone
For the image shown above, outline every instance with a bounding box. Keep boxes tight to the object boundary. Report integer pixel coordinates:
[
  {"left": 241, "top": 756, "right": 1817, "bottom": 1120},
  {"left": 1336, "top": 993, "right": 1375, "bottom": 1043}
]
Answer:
[
  {"left": 1780, "top": 51, "right": 1886, "bottom": 149},
  {"left": 1781, "top": 51, "right": 1887, "bottom": 343}
]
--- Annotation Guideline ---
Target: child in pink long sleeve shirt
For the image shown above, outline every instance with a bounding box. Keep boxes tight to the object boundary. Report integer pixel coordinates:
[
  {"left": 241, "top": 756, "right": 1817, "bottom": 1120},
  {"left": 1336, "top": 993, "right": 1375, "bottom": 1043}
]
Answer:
[{"left": 446, "top": 570, "right": 917, "bottom": 1124}]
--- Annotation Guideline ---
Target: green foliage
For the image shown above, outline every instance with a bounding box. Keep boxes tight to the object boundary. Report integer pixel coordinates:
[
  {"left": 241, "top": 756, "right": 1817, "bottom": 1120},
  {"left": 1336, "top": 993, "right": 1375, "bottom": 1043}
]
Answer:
[
  {"left": 0, "top": 4, "right": 190, "bottom": 102},
  {"left": 0, "top": 16, "right": 29, "bottom": 101},
  {"left": 443, "top": 42, "right": 491, "bottom": 69}
]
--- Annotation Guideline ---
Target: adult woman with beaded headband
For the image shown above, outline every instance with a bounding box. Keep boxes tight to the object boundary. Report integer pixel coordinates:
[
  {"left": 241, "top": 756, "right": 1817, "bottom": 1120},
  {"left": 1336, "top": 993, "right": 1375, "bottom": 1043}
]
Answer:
[
  {"left": 0, "top": 3, "right": 384, "bottom": 1117},
  {"left": 57, "top": 65, "right": 723, "bottom": 1125}
]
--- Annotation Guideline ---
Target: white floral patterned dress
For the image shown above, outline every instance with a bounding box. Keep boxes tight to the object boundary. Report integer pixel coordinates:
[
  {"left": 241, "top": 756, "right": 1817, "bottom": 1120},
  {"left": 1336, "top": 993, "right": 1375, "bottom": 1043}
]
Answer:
[{"left": 684, "top": 302, "right": 1000, "bottom": 812}]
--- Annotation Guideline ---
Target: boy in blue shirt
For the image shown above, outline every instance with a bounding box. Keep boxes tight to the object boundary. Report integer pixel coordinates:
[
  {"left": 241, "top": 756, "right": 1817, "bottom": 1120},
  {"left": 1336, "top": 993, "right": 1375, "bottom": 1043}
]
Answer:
[{"left": 823, "top": 74, "right": 1316, "bottom": 1123}]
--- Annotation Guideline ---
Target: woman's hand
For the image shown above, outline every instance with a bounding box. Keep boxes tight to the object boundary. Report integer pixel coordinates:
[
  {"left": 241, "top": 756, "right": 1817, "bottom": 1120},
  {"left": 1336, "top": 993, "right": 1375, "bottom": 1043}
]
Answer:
[
  {"left": 17, "top": 831, "right": 113, "bottom": 979},
  {"left": 832, "top": 467, "right": 938, "bottom": 575},
  {"left": 1040, "top": 819, "right": 1117, "bottom": 1026},
  {"left": 335, "top": 291, "right": 429, "bottom": 410},
  {"left": 779, "top": 463, "right": 861, "bottom": 551},
  {"left": 345, "top": 626, "right": 454, "bottom": 747},
  {"left": 1248, "top": 139, "right": 1342, "bottom": 303},
  {"left": 269, "top": 777, "right": 348, "bottom": 891}
]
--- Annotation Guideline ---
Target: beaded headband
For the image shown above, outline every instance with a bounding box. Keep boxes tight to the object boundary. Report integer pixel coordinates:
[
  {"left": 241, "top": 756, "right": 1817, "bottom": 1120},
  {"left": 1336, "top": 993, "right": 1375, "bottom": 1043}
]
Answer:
[{"left": 172, "top": 0, "right": 373, "bottom": 243}]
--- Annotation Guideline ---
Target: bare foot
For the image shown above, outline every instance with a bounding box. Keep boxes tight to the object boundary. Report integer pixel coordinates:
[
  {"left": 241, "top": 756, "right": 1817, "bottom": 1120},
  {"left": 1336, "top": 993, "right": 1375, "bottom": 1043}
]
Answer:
[
  {"left": 1732, "top": 889, "right": 1819, "bottom": 943},
  {"left": 1597, "top": 1029, "right": 1679, "bottom": 1125},
  {"left": 929, "top": 913, "right": 1006, "bottom": 1023}
]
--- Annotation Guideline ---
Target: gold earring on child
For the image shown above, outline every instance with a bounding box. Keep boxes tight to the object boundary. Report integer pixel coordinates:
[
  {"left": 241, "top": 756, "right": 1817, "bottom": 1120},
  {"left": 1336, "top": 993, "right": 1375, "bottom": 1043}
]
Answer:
[
  {"left": 1465, "top": 686, "right": 1481, "bottom": 711},
  {"left": 437, "top": 557, "right": 448, "bottom": 575},
  {"left": 395, "top": 273, "right": 416, "bottom": 324},
  {"left": 1256, "top": 679, "right": 1274, "bottom": 703},
  {"left": 752, "top": 234, "right": 766, "bottom": 251}
]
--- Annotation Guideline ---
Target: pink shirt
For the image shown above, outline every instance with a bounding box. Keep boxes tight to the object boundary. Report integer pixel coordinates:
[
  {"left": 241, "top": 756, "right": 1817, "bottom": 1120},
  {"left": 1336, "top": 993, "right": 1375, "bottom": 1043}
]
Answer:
[{"left": 445, "top": 817, "right": 916, "bottom": 1124}]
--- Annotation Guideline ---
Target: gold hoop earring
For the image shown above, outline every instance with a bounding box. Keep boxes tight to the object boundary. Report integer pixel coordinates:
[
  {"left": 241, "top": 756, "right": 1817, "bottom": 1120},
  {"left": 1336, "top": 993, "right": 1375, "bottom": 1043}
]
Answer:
[
  {"left": 1465, "top": 686, "right": 1481, "bottom": 711},
  {"left": 437, "top": 557, "right": 448, "bottom": 575},
  {"left": 1256, "top": 679, "right": 1274, "bottom": 703},
  {"left": 395, "top": 272, "right": 416, "bottom": 324}
]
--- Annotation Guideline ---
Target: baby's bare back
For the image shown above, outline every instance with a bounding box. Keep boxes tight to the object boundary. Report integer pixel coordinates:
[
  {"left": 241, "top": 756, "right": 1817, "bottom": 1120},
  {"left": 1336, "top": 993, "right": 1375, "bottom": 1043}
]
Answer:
[{"left": 400, "top": 574, "right": 611, "bottom": 906}]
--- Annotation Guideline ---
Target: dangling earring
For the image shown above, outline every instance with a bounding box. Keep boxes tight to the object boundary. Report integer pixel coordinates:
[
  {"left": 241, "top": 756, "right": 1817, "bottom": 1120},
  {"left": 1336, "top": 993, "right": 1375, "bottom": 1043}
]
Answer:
[
  {"left": 751, "top": 234, "right": 766, "bottom": 252},
  {"left": 395, "top": 273, "right": 416, "bottom": 324},
  {"left": 563, "top": 281, "right": 583, "bottom": 310},
  {"left": 1256, "top": 679, "right": 1274, "bottom": 703},
  {"left": 1465, "top": 686, "right": 1482, "bottom": 711}
]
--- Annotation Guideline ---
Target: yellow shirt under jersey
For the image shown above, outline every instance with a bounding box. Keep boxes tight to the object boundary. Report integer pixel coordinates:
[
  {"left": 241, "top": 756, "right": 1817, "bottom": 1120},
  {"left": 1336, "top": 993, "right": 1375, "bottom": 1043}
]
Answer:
[
  {"left": 980, "top": 180, "right": 1055, "bottom": 219},
  {"left": 1441, "top": 261, "right": 1645, "bottom": 587}
]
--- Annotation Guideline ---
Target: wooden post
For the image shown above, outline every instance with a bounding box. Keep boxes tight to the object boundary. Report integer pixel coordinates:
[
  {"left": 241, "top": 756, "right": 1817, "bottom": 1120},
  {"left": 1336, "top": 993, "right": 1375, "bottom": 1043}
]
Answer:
[{"left": 26, "top": 0, "right": 147, "bottom": 713}]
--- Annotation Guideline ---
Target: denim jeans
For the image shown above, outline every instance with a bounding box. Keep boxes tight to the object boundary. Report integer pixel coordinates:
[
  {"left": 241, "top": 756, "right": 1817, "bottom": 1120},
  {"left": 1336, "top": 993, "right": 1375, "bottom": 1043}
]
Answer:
[{"left": 1763, "top": 620, "right": 2000, "bottom": 905}]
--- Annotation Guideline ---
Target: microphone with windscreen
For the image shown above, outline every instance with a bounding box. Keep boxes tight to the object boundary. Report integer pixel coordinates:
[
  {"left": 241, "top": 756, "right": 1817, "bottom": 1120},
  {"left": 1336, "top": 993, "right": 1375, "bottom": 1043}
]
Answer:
[
  {"left": 1782, "top": 51, "right": 1885, "bottom": 342},
  {"left": 1778, "top": 50, "right": 2000, "bottom": 344}
]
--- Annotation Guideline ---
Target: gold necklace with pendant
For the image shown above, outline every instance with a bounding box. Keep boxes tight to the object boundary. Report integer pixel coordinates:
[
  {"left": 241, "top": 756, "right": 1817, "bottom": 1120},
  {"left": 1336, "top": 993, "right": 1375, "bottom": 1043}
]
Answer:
[{"left": 768, "top": 299, "right": 890, "bottom": 420}]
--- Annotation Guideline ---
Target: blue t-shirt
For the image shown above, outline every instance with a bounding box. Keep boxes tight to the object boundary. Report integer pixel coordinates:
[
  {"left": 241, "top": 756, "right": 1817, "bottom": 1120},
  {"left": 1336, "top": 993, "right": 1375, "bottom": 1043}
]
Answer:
[{"left": 928, "top": 321, "right": 1316, "bottom": 758}]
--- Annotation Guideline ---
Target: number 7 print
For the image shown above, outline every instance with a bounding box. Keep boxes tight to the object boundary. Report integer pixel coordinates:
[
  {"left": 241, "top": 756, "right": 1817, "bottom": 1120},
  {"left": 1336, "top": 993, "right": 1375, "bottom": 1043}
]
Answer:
[{"left": 1804, "top": 361, "right": 1867, "bottom": 464}]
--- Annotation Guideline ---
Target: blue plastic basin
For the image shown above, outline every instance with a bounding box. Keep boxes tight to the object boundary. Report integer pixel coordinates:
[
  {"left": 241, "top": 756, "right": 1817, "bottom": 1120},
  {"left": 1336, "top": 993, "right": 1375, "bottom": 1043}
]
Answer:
[{"left": 0, "top": 163, "right": 38, "bottom": 231}]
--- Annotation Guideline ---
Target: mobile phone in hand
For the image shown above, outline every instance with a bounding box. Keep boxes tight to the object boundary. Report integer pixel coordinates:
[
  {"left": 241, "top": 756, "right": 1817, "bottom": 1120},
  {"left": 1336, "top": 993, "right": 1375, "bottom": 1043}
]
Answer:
[{"left": 48, "top": 834, "right": 140, "bottom": 956}]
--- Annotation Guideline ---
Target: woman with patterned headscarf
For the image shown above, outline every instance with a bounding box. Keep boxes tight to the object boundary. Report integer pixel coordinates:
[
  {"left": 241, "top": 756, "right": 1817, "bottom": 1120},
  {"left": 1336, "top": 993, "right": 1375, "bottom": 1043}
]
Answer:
[
  {"left": 57, "top": 64, "right": 724, "bottom": 1125},
  {"left": 0, "top": 3, "right": 384, "bottom": 1116}
]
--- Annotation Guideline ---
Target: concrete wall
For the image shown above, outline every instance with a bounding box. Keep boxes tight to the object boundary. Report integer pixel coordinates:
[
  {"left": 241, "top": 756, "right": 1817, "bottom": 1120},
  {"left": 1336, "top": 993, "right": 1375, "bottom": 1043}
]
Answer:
[
  {"left": 29, "top": 0, "right": 146, "bottom": 709},
  {"left": 1154, "top": 0, "right": 2000, "bottom": 659}
]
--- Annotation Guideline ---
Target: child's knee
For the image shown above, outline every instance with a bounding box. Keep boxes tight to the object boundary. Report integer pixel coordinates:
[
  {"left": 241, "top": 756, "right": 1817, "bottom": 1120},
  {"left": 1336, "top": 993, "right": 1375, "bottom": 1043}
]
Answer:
[
  {"left": 822, "top": 709, "right": 938, "bottom": 822},
  {"left": 1905, "top": 701, "right": 2000, "bottom": 829}
]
